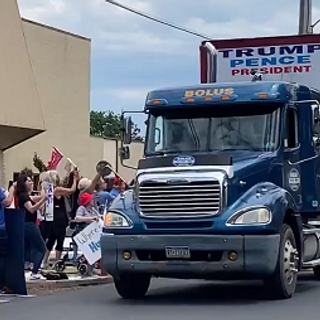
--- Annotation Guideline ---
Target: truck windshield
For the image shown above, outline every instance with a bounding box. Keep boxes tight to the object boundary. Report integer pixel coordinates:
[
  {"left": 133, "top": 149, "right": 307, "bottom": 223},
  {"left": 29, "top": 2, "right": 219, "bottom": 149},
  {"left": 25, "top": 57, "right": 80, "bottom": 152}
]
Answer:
[{"left": 145, "top": 104, "right": 281, "bottom": 155}]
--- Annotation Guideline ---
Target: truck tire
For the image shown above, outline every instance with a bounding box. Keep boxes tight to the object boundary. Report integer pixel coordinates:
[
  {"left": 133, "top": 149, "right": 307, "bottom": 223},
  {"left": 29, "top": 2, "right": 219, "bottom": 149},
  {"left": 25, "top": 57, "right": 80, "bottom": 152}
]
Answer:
[
  {"left": 114, "top": 274, "right": 150, "bottom": 299},
  {"left": 313, "top": 266, "right": 320, "bottom": 280},
  {"left": 263, "top": 224, "right": 299, "bottom": 299}
]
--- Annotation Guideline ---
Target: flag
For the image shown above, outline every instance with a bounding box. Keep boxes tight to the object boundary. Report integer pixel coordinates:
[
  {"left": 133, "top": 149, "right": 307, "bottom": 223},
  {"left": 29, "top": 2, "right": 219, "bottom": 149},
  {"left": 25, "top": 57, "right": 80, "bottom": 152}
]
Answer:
[
  {"left": 47, "top": 147, "right": 63, "bottom": 170},
  {"left": 47, "top": 147, "right": 76, "bottom": 176}
]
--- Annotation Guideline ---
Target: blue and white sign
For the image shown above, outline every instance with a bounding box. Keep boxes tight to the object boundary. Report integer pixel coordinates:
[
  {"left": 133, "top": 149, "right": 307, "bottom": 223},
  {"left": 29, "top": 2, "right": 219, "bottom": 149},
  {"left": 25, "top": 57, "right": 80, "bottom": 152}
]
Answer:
[
  {"left": 216, "top": 43, "right": 320, "bottom": 90},
  {"left": 173, "top": 155, "right": 195, "bottom": 167},
  {"left": 74, "top": 220, "right": 104, "bottom": 265},
  {"left": 288, "top": 168, "right": 300, "bottom": 192},
  {"left": 44, "top": 182, "right": 54, "bottom": 222}
]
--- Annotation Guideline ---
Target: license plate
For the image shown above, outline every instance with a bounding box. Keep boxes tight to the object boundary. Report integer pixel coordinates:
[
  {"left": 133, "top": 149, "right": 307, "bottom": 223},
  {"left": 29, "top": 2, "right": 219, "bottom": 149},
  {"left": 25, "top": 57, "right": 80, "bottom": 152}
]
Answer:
[{"left": 165, "top": 246, "right": 190, "bottom": 259}]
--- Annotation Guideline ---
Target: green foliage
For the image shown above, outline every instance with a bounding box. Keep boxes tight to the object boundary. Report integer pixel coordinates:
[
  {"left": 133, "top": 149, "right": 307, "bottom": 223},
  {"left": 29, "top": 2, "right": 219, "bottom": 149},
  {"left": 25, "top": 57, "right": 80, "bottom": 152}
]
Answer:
[
  {"left": 90, "top": 110, "right": 143, "bottom": 141},
  {"left": 33, "top": 152, "right": 47, "bottom": 173}
]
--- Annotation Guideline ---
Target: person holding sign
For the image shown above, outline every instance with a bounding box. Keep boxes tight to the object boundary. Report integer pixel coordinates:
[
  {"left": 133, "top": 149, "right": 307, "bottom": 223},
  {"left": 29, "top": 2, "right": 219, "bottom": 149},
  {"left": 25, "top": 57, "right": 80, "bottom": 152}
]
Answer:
[
  {"left": 16, "top": 174, "right": 48, "bottom": 280},
  {"left": 74, "top": 193, "right": 102, "bottom": 275},
  {"left": 75, "top": 193, "right": 100, "bottom": 224},
  {"left": 41, "top": 170, "right": 80, "bottom": 268}
]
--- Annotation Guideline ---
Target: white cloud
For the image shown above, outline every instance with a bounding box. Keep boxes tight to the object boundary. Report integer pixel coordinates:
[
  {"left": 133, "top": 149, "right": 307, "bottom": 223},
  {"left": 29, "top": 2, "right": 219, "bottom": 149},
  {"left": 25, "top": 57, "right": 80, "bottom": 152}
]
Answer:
[
  {"left": 18, "top": 0, "right": 320, "bottom": 56},
  {"left": 99, "top": 30, "right": 188, "bottom": 54},
  {"left": 17, "top": 0, "right": 320, "bottom": 115}
]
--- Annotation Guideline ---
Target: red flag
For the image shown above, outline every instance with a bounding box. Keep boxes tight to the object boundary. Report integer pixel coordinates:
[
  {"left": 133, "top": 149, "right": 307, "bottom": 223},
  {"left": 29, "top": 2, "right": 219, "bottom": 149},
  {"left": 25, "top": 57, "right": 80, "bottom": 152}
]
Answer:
[{"left": 47, "top": 147, "right": 63, "bottom": 170}]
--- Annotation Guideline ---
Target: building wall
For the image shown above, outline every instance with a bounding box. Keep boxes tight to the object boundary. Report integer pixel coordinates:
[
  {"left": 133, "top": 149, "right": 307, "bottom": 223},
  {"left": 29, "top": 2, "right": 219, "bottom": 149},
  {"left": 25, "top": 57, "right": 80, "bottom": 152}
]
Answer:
[
  {"left": 0, "top": 0, "right": 46, "bottom": 181},
  {"left": 3, "top": 17, "right": 144, "bottom": 186},
  {"left": 4, "top": 19, "right": 104, "bottom": 184},
  {"left": 0, "top": 1, "right": 44, "bottom": 132}
]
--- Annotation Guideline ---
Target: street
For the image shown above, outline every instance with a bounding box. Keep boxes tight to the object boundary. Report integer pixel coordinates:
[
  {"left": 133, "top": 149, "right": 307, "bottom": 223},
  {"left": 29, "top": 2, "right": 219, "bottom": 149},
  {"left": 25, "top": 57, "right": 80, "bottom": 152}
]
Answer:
[{"left": 1, "top": 273, "right": 320, "bottom": 320}]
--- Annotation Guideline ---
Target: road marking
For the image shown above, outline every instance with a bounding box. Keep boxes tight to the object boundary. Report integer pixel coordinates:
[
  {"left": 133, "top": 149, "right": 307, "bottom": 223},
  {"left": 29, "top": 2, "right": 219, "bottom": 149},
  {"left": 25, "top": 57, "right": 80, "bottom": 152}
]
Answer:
[{"left": 0, "top": 299, "right": 10, "bottom": 304}]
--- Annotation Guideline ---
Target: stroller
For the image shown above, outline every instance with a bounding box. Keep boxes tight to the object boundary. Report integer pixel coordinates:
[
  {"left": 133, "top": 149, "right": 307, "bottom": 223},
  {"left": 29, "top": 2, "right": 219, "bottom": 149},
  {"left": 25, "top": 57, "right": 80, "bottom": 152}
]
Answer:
[
  {"left": 53, "top": 204, "right": 104, "bottom": 276},
  {"left": 53, "top": 221, "right": 92, "bottom": 276}
]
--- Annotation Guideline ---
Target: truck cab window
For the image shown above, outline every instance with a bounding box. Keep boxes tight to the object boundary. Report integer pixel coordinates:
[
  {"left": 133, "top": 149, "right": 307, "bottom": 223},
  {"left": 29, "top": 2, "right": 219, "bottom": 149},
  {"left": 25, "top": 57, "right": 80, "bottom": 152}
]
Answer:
[
  {"left": 154, "top": 116, "right": 163, "bottom": 151},
  {"left": 285, "top": 109, "right": 298, "bottom": 149},
  {"left": 145, "top": 106, "right": 280, "bottom": 155},
  {"left": 311, "top": 104, "right": 320, "bottom": 149}
]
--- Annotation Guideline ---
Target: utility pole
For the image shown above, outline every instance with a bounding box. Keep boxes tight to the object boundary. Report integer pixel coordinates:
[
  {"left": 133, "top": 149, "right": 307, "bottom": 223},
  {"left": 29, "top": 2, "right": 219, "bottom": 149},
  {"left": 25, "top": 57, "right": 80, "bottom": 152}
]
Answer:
[{"left": 299, "top": 0, "right": 312, "bottom": 34}]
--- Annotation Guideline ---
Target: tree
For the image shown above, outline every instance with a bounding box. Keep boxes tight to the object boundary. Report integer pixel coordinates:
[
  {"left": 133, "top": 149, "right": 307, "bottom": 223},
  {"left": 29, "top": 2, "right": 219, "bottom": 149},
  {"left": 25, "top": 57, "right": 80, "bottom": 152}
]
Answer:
[
  {"left": 33, "top": 152, "right": 47, "bottom": 173},
  {"left": 90, "top": 110, "right": 143, "bottom": 141}
]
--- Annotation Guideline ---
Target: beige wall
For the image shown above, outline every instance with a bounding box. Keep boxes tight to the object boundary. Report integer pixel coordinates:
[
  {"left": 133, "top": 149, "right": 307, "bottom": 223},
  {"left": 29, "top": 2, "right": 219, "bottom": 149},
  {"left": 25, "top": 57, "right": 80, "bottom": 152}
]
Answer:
[
  {"left": 0, "top": 0, "right": 45, "bottom": 152},
  {"left": 102, "top": 140, "right": 144, "bottom": 182},
  {"left": 2, "top": 4, "right": 144, "bottom": 186},
  {"left": 4, "top": 19, "right": 104, "bottom": 184}
]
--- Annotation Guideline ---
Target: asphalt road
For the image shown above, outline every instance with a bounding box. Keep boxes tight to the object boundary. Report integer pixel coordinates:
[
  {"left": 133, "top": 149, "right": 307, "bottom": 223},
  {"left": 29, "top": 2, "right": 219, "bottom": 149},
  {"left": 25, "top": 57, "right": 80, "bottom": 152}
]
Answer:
[{"left": 1, "top": 273, "right": 320, "bottom": 320}]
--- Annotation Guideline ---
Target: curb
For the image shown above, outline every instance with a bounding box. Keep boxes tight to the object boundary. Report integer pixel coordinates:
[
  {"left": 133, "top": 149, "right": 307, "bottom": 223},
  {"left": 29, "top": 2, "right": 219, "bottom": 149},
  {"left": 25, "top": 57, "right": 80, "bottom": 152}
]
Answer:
[{"left": 26, "top": 276, "right": 114, "bottom": 290}]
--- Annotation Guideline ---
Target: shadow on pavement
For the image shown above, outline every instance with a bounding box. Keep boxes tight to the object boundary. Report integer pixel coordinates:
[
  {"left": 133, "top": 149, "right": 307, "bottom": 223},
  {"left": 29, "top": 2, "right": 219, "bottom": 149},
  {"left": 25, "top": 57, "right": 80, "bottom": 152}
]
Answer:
[{"left": 114, "top": 275, "right": 320, "bottom": 306}]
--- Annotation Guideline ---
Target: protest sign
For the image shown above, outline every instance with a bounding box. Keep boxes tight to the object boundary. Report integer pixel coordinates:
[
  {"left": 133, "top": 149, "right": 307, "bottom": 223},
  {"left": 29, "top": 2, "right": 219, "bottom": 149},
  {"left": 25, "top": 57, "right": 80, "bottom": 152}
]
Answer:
[
  {"left": 73, "top": 220, "right": 104, "bottom": 265},
  {"left": 44, "top": 182, "right": 54, "bottom": 222}
]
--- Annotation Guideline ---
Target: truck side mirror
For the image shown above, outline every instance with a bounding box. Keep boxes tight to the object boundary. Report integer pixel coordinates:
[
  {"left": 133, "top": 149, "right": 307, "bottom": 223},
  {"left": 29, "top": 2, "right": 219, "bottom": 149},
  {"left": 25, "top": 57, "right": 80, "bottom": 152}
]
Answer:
[
  {"left": 123, "top": 117, "right": 132, "bottom": 145},
  {"left": 119, "top": 146, "right": 130, "bottom": 161}
]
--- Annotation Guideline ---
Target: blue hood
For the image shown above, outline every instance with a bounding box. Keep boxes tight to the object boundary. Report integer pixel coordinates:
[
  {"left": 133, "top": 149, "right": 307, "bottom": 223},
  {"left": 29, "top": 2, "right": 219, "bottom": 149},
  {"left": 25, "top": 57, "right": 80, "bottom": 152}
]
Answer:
[{"left": 219, "top": 151, "right": 281, "bottom": 204}]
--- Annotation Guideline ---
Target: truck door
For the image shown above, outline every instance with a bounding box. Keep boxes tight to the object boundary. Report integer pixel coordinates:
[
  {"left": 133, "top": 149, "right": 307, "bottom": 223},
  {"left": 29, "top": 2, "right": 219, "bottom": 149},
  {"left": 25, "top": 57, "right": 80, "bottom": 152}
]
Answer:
[
  {"left": 311, "top": 104, "right": 320, "bottom": 211},
  {"left": 283, "top": 107, "right": 303, "bottom": 210}
]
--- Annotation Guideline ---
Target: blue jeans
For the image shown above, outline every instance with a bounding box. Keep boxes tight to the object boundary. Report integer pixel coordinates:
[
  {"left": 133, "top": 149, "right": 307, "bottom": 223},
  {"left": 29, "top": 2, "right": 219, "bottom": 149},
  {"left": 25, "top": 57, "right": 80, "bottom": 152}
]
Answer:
[
  {"left": 0, "top": 228, "right": 8, "bottom": 289},
  {"left": 24, "top": 223, "right": 46, "bottom": 274}
]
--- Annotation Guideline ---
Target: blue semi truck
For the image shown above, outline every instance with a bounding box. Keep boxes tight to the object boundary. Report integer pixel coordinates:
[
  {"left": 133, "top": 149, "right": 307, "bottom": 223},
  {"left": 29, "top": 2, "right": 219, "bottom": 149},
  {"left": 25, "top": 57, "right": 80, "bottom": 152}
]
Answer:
[{"left": 101, "top": 34, "right": 320, "bottom": 300}]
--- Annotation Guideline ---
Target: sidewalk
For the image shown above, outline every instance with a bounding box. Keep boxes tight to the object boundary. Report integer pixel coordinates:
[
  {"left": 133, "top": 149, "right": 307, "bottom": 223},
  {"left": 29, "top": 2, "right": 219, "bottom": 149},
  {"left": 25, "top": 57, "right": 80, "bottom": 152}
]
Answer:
[
  {"left": 24, "top": 236, "right": 113, "bottom": 292},
  {"left": 25, "top": 266, "right": 113, "bottom": 291}
]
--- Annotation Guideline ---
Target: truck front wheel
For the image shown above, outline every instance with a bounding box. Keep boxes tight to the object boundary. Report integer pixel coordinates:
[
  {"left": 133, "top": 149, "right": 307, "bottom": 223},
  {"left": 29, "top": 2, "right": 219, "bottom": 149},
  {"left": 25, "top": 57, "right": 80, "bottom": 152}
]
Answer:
[
  {"left": 114, "top": 274, "right": 151, "bottom": 299},
  {"left": 263, "top": 224, "right": 299, "bottom": 299},
  {"left": 313, "top": 266, "right": 320, "bottom": 280}
]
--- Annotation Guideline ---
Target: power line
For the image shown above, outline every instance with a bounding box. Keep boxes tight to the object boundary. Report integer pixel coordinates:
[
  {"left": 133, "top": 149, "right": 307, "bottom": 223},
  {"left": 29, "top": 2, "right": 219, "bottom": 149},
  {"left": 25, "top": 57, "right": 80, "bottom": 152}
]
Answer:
[{"left": 105, "top": 0, "right": 213, "bottom": 40}]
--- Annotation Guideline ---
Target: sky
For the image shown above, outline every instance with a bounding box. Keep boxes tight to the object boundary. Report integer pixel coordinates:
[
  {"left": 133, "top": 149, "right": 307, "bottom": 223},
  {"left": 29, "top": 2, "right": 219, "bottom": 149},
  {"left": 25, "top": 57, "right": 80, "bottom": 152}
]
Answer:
[{"left": 17, "top": 0, "right": 320, "bottom": 133}]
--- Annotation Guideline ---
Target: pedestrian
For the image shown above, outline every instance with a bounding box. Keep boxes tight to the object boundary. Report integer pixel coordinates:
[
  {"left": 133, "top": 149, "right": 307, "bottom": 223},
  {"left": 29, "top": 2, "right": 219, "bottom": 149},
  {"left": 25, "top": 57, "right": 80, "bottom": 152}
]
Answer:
[
  {"left": 110, "top": 178, "right": 127, "bottom": 197},
  {"left": 0, "top": 182, "right": 15, "bottom": 291},
  {"left": 75, "top": 193, "right": 101, "bottom": 276},
  {"left": 16, "top": 174, "right": 48, "bottom": 280},
  {"left": 94, "top": 179, "right": 115, "bottom": 214},
  {"left": 40, "top": 170, "right": 80, "bottom": 268},
  {"left": 77, "top": 172, "right": 102, "bottom": 204},
  {"left": 75, "top": 193, "right": 100, "bottom": 224},
  {"left": 4, "top": 181, "right": 15, "bottom": 208}
]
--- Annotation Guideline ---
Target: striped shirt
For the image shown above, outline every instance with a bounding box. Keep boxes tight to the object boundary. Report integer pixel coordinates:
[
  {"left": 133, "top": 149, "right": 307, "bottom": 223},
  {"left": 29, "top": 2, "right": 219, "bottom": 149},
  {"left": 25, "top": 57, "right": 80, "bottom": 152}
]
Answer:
[{"left": 76, "top": 206, "right": 94, "bottom": 219}]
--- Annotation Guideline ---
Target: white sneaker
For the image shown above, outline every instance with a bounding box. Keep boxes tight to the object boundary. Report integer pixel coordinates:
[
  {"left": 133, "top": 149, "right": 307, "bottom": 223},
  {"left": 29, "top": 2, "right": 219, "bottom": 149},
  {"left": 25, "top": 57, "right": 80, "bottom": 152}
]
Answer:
[{"left": 30, "top": 273, "right": 41, "bottom": 280}]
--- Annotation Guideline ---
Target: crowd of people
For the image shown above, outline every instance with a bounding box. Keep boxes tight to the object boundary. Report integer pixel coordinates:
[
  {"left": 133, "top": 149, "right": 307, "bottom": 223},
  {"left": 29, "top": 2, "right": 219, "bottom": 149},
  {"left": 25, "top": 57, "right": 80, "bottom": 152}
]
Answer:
[{"left": 0, "top": 168, "right": 128, "bottom": 289}]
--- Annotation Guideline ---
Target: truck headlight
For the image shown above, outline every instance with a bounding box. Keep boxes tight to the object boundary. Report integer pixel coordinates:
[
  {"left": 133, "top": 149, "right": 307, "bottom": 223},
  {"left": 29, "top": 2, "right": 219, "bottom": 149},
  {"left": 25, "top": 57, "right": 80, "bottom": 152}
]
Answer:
[
  {"left": 227, "top": 207, "right": 271, "bottom": 225},
  {"left": 104, "top": 210, "right": 133, "bottom": 228}
]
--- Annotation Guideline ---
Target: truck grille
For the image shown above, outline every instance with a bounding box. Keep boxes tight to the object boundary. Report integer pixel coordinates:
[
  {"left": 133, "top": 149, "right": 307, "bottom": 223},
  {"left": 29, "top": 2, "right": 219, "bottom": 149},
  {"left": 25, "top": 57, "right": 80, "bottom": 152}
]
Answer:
[{"left": 138, "top": 180, "right": 221, "bottom": 217}]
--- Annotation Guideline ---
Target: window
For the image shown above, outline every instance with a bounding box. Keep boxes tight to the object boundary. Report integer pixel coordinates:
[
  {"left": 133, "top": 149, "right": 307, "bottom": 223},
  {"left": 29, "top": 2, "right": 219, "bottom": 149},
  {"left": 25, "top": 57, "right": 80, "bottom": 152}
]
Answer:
[
  {"left": 311, "top": 104, "right": 320, "bottom": 149},
  {"left": 284, "top": 108, "right": 299, "bottom": 149},
  {"left": 154, "top": 116, "right": 163, "bottom": 151},
  {"left": 145, "top": 105, "right": 281, "bottom": 154}
]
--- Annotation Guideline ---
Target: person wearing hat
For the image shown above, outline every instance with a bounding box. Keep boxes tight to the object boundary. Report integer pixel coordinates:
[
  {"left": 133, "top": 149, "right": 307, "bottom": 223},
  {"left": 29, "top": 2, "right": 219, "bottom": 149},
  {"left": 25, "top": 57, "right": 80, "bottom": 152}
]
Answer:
[
  {"left": 110, "top": 178, "right": 127, "bottom": 198},
  {"left": 75, "top": 193, "right": 100, "bottom": 224}
]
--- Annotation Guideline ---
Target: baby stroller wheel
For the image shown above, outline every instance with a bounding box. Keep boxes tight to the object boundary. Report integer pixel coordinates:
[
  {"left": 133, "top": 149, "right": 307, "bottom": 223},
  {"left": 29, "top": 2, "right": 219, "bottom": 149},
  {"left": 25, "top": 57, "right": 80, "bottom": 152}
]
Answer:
[
  {"left": 79, "top": 264, "right": 89, "bottom": 276},
  {"left": 53, "top": 260, "right": 66, "bottom": 272}
]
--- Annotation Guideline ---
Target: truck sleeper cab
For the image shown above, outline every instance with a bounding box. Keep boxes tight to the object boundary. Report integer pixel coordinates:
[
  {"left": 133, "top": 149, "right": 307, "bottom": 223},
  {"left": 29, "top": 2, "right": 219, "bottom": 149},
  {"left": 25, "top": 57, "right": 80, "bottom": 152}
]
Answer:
[{"left": 101, "top": 81, "right": 320, "bottom": 300}]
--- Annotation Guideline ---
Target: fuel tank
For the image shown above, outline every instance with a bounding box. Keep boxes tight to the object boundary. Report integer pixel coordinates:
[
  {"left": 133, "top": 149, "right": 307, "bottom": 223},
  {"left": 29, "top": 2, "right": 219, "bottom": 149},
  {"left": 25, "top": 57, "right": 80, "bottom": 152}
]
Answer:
[{"left": 303, "top": 225, "right": 320, "bottom": 262}]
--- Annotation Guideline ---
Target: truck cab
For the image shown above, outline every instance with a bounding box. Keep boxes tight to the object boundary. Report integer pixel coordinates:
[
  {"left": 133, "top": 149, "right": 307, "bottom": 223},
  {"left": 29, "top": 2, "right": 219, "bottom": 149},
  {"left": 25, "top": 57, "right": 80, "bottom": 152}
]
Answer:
[{"left": 101, "top": 79, "right": 320, "bottom": 300}]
